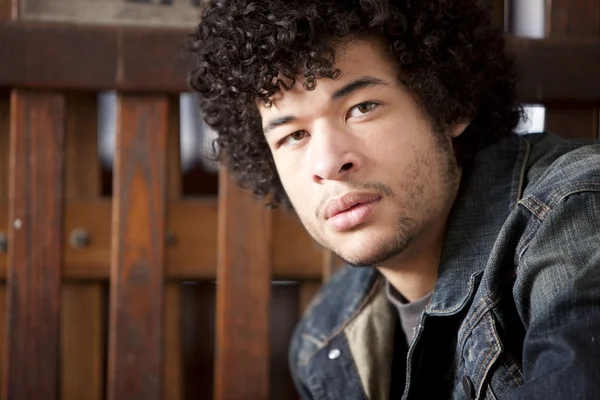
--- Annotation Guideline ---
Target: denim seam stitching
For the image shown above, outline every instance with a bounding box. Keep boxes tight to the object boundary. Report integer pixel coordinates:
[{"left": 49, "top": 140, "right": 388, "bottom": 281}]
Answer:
[
  {"left": 554, "top": 185, "right": 600, "bottom": 204},
  {"left": 297, "top": 276, "right": 385, "bottom": 366},
  {"left": 515, "top": 137, "right": 531, "bottom": 204},
  {"left": 458, "top": 294, "right": 500, "bottom": 352},
  {"left": 505, "top": 353, "right": 525, "bottom": 386},
  {"left": 476, "top": 314, "right": 502, "bottom": 399}
]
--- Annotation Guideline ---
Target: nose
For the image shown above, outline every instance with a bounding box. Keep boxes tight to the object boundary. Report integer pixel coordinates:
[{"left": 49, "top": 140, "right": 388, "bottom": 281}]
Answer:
[{"left": 309, "top": 124, "right": 362, "bottom": 184}]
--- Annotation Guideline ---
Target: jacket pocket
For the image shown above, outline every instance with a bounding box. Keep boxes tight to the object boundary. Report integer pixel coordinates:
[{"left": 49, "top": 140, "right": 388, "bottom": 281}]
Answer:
[{"left": 460, "top": 311, "right": 524, "bottom": 399}]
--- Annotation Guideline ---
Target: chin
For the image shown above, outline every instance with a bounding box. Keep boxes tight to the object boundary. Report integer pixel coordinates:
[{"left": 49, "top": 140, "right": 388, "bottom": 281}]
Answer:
[{"left": 334, "top": 233, "right": 405, "bottom": 268}]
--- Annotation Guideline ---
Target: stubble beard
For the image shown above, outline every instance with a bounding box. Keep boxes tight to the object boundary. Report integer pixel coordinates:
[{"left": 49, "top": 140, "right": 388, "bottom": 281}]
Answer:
[{"left": 304, "top": 136, "right": 460, "bottom": 269}]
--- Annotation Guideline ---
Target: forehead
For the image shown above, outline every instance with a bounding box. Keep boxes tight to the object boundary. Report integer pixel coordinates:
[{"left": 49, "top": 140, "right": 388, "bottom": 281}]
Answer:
[{"left": 262, "top": 39, "right": 397, "bottom": 108}]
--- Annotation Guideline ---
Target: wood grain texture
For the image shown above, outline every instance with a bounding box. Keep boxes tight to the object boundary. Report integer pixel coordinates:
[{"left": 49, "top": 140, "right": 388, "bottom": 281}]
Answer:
[
  {"left": 108, "top": 94, "right": 168, "bottom": 400},
  {"left": 1, "top": 22, "right": 600, "bottom": 104},
  {"left": 61, "top": 93, "right": 105, "bottom": 400},
  {"left": 107, "top": 94, "right": 168, "bottom": 400},
  {"left": 546, "top": 0, "right": 600, "bottom": 139},
  {"left": 0, "top": 94, "right": 6, "bottom": 400},
  {"left": 164, "top": 101, "right": 182, "bottom": 400},
  {"left": 0, "top": 22, "right": 191, "bottom": 93},
  {"left": 0, "top": 284, "right": 6, "bottom": 400},
  {"left": 214, "top": 171, "right": 272, "bottom": 400},
  {"left": 0, "top": 94, "right": 8, "bottom": 280},
  {"left": 0, "top": 95, "right": 8, "bottom": 200},
  {"left": 18, "top": 0, "right": 200, "bottom": 28},
  {"left": 164, "top": 284, "right": 182, "bottom": 400},
  {"left": 61, "top": 284, "right": 105, "bottom": 400},
  {"left": 0, "top": 199, "right": 324, "bottom": 280},
  {"left": 5, "top": 90, "right": 65, "bottom": 400}
]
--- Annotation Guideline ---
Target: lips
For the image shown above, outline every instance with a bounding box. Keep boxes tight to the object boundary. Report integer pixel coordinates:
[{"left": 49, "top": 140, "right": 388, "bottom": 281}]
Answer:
[{"left": 323, "top": 193, "right": 381, "bottom": 231}]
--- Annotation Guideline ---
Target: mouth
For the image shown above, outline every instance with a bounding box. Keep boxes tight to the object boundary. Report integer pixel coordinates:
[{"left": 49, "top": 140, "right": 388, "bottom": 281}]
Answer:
[{"left": 324, "top": 194, "right": 381, "bottom": 232}]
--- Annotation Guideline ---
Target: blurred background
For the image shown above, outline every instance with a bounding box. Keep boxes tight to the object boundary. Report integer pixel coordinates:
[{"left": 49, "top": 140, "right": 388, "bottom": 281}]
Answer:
[{"left": 0, "top": 0, "right": 599, "bottom": 399}]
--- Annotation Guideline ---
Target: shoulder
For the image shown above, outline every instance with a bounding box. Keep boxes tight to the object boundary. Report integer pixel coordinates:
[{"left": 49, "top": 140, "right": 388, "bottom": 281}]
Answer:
[
  {"left": 521, "top": 132, "right": 600, "bottom": 210},
  {"left": 289, "top": 266, "right": 382, "bottom": 366}
]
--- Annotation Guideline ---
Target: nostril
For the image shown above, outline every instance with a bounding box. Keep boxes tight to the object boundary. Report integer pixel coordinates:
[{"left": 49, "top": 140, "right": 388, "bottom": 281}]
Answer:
[{"left": 340, "top": 162, "right": 353, "bottom": 172}]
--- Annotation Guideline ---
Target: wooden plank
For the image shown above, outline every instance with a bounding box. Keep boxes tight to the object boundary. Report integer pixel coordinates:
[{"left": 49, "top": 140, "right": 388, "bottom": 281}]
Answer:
[
  {"left": 1, "top": 21, "right": 600, "bottom": 103},
  {"left": 164, "top": 98, "right": 182, "bottom": 400},
  {"left": 546, "top": 107, "right": 599, "bottom": 140},
  {"left": 0, "top": 199, "right": 326, "bottom": 280},
  {"left": 492, "top": 0, "right": 505, "bottom": 30},
  {"left": 0, "top": 0, "right": 11, "bottom": 21},
  {"left": 164, "top": 284, "right": 182, "bottom": 400},
  {"left": 509, "top": 36, "right": 600, "bottom": 104},
  {"left": 0, "top": 94, "right": 8, "bottom": 280},
  {"left": 5, "top": 90, "right": 65, "bottom": 400},
  {"left": 0, "top": 94, "right": 6, "bottom": 400},
  {"left": 18, "top": 0, "right": 200, "bottom": 28},
  {"left": 322, "top": 250, "right": 344, "bottom": 283},
  {"left": 0, "top": 22, "right": 191, "bottom": 93},
  {"left": 298, "top": 282, "right": 321, "bottom": 315},
  {"left": 545, "top": 0, "right": 600, "bottom": 139},
  {"left": 61, "top": 93, "right": 105, "bottom": 400},
  {"left": 0, "top": 22, "right": 119, "bottom": 91},
  {"left": 550, "top": 0, "right": 600, "bottom": 36},
  {"left": 61, "top": 284, "right": 105, "bottom": 400},
  {"left": 0, "top": 94, "right": 8, "bottom": 199},
  {"left": 0, "top": 284, "right": 6, "bottom": 400},
  {"left": 107, "top": 94, "right": 168, "bottom": 400},
  {"left": 214, "top": 171, "right": 272, "bottom": 400}
]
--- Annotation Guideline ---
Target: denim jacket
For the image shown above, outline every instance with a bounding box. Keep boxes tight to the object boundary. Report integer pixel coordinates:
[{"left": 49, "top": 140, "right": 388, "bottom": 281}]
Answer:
[{"left": 289, "top": 132, "right": 600, "bottom": 400}]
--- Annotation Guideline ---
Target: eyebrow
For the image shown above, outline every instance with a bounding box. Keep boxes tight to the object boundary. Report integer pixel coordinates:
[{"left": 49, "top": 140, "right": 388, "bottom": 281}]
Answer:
[
  {"left": 331, "top": 76, "right": 388, "bottom": 101},
  {"left": 263, "top": 115, "right": 297, "bottom": 135},
  {"left": 262, "top": 76, "right": 388, "bottom": 134}
]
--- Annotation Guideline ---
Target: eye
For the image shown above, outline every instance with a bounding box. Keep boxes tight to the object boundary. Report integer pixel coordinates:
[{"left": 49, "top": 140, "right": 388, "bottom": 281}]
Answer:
[
  {"left": 279, "top": 130, "right": 309, "bottom": 148},
  {"left": 347, "top": 101, "right": 379, "bottom": 119}
]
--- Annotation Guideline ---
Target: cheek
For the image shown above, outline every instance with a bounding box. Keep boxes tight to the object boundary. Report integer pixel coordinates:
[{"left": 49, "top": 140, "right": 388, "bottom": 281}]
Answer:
[{"left": 273, "top": 156, "right": 308, "bottom": 205}]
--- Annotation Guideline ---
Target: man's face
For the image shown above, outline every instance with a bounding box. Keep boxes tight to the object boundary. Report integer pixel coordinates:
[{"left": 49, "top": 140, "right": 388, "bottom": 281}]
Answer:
[{"left": 259, "top": 40, "right": 465, "bottom": 268}]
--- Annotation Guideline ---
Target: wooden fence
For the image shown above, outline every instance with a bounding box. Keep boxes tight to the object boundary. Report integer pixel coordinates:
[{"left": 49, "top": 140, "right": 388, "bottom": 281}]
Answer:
[{"left": 1, "top": 0, "right": 600, "bottom": 399}]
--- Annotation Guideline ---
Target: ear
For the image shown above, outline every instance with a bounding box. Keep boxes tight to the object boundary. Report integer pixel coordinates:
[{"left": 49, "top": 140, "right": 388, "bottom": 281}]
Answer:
[{"left": 448, "top": 121, "right": 470, "bottom": 138}]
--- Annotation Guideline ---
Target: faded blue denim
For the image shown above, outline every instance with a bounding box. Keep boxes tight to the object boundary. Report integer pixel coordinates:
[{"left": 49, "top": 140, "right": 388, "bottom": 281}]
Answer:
[{"left": 289, "top": 132, "right": 600, "bottom": 399}]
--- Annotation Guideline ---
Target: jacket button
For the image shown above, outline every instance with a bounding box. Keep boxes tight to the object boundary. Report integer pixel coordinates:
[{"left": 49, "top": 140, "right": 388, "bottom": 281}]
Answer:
[
  {"left": 328, "top": 349, "right": 341, "bottom": 360},
  {"left": 462, "top": 375, "right": 474, "bottom": 400}
]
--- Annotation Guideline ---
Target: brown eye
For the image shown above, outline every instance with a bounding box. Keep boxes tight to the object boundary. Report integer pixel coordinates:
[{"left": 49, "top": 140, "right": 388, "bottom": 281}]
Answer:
[
  {"left": 290, "top": 131, "right": 307, "bottom": 141},
  {"left": 279, "top": 130, "right": 309, "bottom": 148},
  {"left": 348, "top": 102, "right": 379, "bottom": 118},
  {"left": 357, "top": 103, "right": 375, "bottom": 113}
]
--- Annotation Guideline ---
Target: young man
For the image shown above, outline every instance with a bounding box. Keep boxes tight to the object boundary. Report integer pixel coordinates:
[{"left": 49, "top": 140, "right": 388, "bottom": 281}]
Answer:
[{"left": 190, "top": 0, "right": 600, "bottom": 398}]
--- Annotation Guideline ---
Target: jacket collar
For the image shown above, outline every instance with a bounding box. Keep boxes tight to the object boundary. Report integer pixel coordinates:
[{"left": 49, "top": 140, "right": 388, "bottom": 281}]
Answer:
[
  {"left": 301, "top": 134, "right": 530, "bottom": 342},
  {"left": 426, "top": 134, "right": 530, "bottom": 315}
]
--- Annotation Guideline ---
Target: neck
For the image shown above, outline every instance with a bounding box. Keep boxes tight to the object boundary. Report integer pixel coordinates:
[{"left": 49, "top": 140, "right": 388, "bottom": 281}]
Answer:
[{"left": 377, "top": 222, "right": 446, "bottom": 302}]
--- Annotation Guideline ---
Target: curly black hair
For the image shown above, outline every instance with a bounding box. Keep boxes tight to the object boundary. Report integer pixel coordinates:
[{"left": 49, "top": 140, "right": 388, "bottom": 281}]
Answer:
[{"left": 189, "top": 0, "right": 523, "bottom": 208}]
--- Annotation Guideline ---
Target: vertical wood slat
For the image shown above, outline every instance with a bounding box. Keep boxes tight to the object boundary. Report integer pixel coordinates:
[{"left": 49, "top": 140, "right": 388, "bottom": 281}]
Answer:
[
  {"left": 0, "top": 0, "right": 11, "bottom": 21},
  {"left": 164, "top": 96, "right": 182, "bottom": 400},
  {"left": 322, "top": 250, "right": 344, "bottom": 283},
  {"left": 546, "top": 0, "right": 600, "bottom": 139},
  {"left": 0, "top": 94, "right": 7, "bottom": 400},
  {"left": 0, "top": 285, "right": 5, "bottom": 400},
  {"left": 214, "top": 172, "right": 272, "bottom": 400},
  {"left": 0, "top": 95, "right": 9, "bottom": 280},
  {"left": 61, "top": 93, "right": 104, "bottom": 400},
  {"left": 5, "top": 90, "right": 65, "bottom": 400},
  {"left": 299, "top": 282, "right": 321, "bottom": 315},
  {"left": 107, "top": 94, "right": 168, "bottom": 400}
]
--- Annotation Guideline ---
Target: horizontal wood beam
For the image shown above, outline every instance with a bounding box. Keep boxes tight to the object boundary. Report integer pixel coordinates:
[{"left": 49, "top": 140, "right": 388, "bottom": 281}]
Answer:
[
  {"left": 0, "top": 199, "right": 324, "bottom": 280},
  {"left": 0, "top": 21, "right": 192, "bottom": 93},
  {"left": 510, "top": 37, "right": 600, "bottom": 104},
  {"left": 0, "top": 21, "right": 600, "bottom": 104}
]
